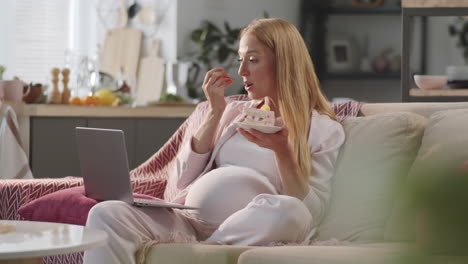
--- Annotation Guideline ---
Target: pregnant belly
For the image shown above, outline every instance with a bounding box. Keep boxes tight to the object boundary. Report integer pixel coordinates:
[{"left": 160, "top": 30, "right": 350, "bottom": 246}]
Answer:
[{"left": 185, "top": 166, "right": 277, "bottom": 225}]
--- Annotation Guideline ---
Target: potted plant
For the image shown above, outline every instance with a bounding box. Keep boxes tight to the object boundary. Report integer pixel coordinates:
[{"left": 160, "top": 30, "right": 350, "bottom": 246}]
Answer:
[
  {"left": 448, "top": 17, "right": 468, "bottom": 64},
  {"left": 186, "top": 20, "right": 242, "bottom": 99},
  {"left": 186, "top": 12, "right": 271, "bottom": 99},
  {"left": 0, "top": 65, "right": 5, "bottom": 80},
  {"left": 447, "top": 18, "right": 468, "bottom": 86}
]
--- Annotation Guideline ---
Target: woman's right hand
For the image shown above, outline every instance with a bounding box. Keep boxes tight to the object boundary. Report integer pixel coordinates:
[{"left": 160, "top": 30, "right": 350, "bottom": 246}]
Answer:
[{"left": 202, "top": 68, "right": 234, "bottom": 115}]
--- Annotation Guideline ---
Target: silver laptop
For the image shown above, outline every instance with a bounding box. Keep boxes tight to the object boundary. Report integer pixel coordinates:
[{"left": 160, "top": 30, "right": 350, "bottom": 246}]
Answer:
[{"left": 75, "top": 127, "right": 197, "bottom": 210}]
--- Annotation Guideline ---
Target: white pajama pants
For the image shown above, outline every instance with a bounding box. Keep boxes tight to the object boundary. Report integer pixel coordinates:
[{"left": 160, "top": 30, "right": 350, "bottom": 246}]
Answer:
[{"left": 83, "top": 194, "right": 313, "bottom": 264}]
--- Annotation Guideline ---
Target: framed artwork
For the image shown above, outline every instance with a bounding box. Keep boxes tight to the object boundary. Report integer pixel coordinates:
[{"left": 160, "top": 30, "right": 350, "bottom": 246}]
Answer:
[{"left": 328, "top": 39, "right": 355, "bottom": 72}]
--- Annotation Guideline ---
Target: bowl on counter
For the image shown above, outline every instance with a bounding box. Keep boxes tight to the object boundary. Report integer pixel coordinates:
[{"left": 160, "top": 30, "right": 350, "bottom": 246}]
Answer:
[{"left": 414, "top": 75, "right": 448, "bottom": 90}]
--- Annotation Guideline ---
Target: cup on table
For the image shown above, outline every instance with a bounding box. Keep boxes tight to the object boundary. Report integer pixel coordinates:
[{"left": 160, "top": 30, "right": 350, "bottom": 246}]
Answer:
[{"left": 0, "top": 80, "right": 29, "bottom": 102}]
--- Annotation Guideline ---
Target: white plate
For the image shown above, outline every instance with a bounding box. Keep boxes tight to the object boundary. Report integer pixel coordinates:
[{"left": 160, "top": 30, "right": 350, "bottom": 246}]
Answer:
[{"left": 233, "top": 121, "right": 282, "bottom": 134}]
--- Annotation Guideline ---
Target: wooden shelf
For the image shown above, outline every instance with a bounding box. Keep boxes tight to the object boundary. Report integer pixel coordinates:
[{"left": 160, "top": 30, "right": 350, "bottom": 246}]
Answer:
[
  {"left": 324, "top": 72, "right": 401, "bottom": 80},
  {"left": 327, "top": 6, "right": 401, "bottom": 15},
  {"left": 403, "top": 0, "right": 468, "bottom": 8},
  {"left": 402, "top": 7, "right": 468, "bottom": 16},
  {"left": 410, "top": 88, "right": 468, "bottom": 97}
]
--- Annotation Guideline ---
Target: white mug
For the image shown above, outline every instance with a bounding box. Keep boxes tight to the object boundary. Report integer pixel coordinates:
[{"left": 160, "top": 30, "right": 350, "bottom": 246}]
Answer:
[{"left": 0, "top": 80, "right": 29, "bottom": 102}]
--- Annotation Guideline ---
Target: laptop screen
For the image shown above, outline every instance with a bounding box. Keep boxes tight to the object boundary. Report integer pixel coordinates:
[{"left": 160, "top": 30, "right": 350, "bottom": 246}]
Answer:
[{"left": 75, "top": 127, "right": 134, "bottom": 203}]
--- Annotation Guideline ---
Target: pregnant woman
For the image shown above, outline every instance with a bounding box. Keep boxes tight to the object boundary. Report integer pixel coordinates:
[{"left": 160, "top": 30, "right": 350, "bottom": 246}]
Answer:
[{"left": 84, "top": 18, "right": 345, "bottom": 264}]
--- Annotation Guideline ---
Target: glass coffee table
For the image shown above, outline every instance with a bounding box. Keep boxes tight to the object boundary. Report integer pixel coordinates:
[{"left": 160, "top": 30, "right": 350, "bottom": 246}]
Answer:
[{"left": 0, "top": 220, "right": 107, "bottom": 264}]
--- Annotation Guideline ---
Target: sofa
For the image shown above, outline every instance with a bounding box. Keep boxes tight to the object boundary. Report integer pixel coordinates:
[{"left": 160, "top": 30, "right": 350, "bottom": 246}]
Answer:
[
  {"left": 2, "top": 98, "right": 468, "bottom": 264},
  {"left": 139, "top": 101, "right": 468, "bottom": 264}
]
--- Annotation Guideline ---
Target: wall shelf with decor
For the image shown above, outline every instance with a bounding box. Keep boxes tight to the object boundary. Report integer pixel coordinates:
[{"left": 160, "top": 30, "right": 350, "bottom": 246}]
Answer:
[
  {"left": 327, "top": 6, "right": 401, "bottom": 15},
  {"left": 300, "top": 1, "right": 413, "bottom": 82},
  {"left": 325, "top": 71, "right": 401, "bottom": 80},
  {"left": 409, "top": 88, "right": 468, "bottom": 102},
  {"left": 402, "top": 0, "right": 468, "bottom": 102}
]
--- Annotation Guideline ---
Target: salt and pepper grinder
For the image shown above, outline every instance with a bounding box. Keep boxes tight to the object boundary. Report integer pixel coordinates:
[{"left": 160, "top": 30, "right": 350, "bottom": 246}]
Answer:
[
  {"left": 61, "top": 68, "right": 70, "bottom": 104},
  {"left": 49, "top": 67, "right": 62, "bottom": 104}
]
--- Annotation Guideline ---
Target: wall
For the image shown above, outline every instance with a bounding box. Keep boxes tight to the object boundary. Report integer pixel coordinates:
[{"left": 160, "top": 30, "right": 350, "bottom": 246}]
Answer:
[
  {"left": 323, "top": 80, "right": 402, "bottom": 103},
  {"left": 177, "top": 0, "right": 300, "bottom": 58},
  {"left": 70, "top": 0, "right": 98, "bottom": 57},
  {"left": 0, "top": 1, "right": 7, "bottom": 71},
  {"left": 426, "top": 16, "right": 465, "bottom": 75},
  {"left": 79, "top": 0, "right": 300, "bottom": 64},
  {"left": 68, "top": 0, "right": 300, "bottom": 97},
  {"left": 0, "top": 0, "right": 17, "bottom": 80},
  {"left": 1, "top": 1, "right": 465, "bottom": 102},
  {"left": 71, "top": 0, "right": 177, "bottom": 61}
]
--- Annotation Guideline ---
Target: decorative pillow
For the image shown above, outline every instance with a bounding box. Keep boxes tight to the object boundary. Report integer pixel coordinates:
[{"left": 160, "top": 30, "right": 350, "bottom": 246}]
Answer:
[
  {"left": 317, "top": 112, "right": 427, "bottom": 242},
  {"left": 384, "top": 108, "right": 468, "bottom": 244},
  {"left": 18, "top": 186, "right": 161, "bottom": 225}
]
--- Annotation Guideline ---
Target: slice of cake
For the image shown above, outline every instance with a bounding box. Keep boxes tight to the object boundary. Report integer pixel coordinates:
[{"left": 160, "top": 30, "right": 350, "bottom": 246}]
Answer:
[{"left": 242, "top": 104, "right": 275, "bottom": 126}]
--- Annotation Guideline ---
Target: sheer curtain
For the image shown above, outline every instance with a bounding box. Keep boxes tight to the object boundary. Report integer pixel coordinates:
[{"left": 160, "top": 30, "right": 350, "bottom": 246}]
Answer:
[{"left": 2, "top": 0, "right": 71, "bottom": 83}]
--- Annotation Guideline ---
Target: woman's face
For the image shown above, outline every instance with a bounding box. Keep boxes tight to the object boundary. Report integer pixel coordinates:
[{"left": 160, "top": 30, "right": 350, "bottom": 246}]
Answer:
[{"left": 238, "top": 33, "right": 277, "bottom": 101}]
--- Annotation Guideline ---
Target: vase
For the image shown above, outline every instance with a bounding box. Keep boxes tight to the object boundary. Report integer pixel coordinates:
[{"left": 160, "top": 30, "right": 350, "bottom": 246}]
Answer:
[{"left": 165, "top": 61, "right": 192, "bottom": 101}]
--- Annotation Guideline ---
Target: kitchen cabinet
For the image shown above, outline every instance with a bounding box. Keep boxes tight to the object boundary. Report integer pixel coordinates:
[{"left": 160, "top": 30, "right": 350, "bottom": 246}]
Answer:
[
  {"left": 2, "top": 103, "right": 195, "bottom": 179},
  {"left": 31, "top": 117, "right": 87, "bottom": 179},
  {"left": 30, "top": 117, "right": 186, "bottom": 178},
  {"left": 10, "top": 103, "right": 196, "bottom": 178},
  {"left": 135, "top": 118, "right": 184, "bottom": 166}
]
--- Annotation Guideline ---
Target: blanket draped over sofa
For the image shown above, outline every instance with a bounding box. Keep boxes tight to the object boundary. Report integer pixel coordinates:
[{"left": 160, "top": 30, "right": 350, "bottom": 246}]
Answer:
[{"left": 0, "top": 95, "right": 363, "bottom": 264}]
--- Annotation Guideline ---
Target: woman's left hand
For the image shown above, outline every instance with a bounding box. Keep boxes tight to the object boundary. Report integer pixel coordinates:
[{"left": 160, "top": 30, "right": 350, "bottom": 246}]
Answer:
[{"left": 237, "top": 126, "right": 291, "bottom": 154}]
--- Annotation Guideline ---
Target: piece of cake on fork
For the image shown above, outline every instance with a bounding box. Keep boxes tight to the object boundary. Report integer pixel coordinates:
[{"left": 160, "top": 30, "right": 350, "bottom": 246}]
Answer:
[{"left": 242, "top": 104, "right": 275, "bottom": 126}]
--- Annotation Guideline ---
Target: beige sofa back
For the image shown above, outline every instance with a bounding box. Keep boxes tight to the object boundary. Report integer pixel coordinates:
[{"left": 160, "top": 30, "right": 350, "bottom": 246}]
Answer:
[
  {"left": 360, "top": 102, "right": 468, "bottom": 117},
  {"left": 318, "top": 102, "right": 468, "bottom": 243}
]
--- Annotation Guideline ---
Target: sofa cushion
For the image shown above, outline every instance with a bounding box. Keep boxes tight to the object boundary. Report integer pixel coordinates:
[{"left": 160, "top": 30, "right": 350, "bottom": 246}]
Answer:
[
  {"left": 143, "top": 243, "right": 252, "bottom": 264},
  {"left": 18, "top": 186, "right": 160, "bottom": 225},
  {"left": 385, "top": 108, "right": 468, "bottom": 243},
  {"left": 317, "top": 112, "right": 427, "bottom": 242}
]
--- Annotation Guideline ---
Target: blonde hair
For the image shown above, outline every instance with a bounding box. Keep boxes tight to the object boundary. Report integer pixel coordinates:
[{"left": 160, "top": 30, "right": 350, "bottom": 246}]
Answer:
[{"left": 241, "top": 18, "right": 335, "bottom": 181}]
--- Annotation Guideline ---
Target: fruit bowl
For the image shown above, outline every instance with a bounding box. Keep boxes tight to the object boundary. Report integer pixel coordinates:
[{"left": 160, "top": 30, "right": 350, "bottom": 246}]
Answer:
[{"left": 414, "top": 75, "right": 448, "bottom": 90}]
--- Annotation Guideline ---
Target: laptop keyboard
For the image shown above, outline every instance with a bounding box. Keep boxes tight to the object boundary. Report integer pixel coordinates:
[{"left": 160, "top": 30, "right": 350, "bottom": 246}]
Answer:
[{"left": 134, "top": 198, "right": 162, "bottom": 205}]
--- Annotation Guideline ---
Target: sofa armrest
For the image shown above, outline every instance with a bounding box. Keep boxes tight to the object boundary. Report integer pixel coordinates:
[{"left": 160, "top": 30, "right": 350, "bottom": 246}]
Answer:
[
  {"left": 0, "top": 177, "right": 83, "bottom": 220},
  {"left": 1, "top": 176, "right": 167, "bottom": 221}
]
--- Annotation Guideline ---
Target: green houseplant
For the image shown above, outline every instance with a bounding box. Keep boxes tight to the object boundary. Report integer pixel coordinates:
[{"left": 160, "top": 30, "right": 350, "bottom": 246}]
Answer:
[
  {"left": 448, "top": 18, "right": 468, "bottom": 64},
  {"left": 0, "top": 65, "right": 5, "bottom": 80},
  {"left": 186, "top": 13, "right": 270, "bottom": 99},
  {"left": 186, "top": 20, "right": 242, "bottom": 99}
]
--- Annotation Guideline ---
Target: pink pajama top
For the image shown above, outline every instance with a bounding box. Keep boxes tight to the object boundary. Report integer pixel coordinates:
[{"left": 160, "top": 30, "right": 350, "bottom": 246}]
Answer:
[{"left": 172, "top": 99, "right": 345, "bottom": 228}]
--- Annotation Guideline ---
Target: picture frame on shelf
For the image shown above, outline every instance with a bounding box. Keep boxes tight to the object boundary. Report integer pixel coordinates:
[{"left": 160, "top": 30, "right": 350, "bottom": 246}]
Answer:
[{"left": 327, "top": 38, "right": 356, "bottom": 72}]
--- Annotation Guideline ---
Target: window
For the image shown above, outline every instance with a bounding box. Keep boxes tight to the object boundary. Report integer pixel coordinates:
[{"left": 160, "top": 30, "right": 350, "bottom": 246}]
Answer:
[{"left": 8, "top": 0, "right": 71, "bottom": 83}]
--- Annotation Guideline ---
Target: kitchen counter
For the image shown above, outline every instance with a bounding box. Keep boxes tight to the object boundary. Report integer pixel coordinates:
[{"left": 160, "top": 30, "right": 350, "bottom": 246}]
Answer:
[
  {"left": 0, "top": 102, "right": 197, "bottom": 161},
  {"left": 1, "top": 102, "right": 197, "bottom": 118}
]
